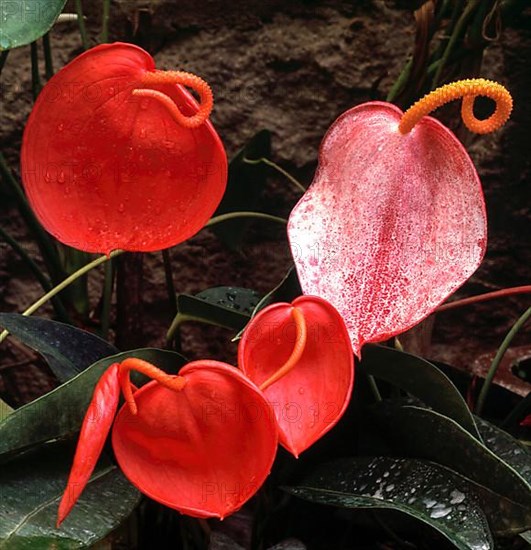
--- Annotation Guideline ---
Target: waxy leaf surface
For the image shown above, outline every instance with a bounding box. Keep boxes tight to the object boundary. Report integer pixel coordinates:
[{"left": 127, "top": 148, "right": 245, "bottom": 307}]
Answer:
[
  {"left": 359, "top": 345, "right": 480, "bottom": 439},
  {"left": 171, "top": 287, "right": 261, "bottom": 333},
  {"left": 286, "top": 457, "right": 494, "bottom": 550},
  {"left": 288, "top": 102, "right": 486, "bottom": 354},
  {"left": 0, "top": 444, "right": 139, "bottom": 549},
  {"left": 372, "top": 403, "right": 531, "bottom": 512},
  {"left": 0, "top": 1, "right": 66, "bottom": 51},
  {"left": 0, "top": 313, "right": 118, "bottom": 383}
]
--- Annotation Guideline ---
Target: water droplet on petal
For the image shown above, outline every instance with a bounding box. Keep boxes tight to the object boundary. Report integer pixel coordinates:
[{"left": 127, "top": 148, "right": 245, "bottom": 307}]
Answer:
[
  {"left": 449, "top": 489, "right": 465, "bottom": 504},
  {"left": 430, "top": 505, "right": 451, "bottom": 519},
  {"left": 424, "top": 498, "right": 437, "bottom": 509}
]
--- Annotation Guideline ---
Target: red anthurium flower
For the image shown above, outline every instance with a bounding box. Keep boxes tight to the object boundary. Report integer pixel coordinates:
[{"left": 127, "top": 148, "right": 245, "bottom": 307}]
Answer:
[
  {"left": 21, "top": 42, "right": 227, "bottom": 254},
  {"left": 57, "top": 358, "right": 278, "bottom": 525},
  {"left": 239, "top": 296, "right": 354, "bottom": 458},
  {"left": 288, "top": 79, "right": 512, "bottom": 356}
]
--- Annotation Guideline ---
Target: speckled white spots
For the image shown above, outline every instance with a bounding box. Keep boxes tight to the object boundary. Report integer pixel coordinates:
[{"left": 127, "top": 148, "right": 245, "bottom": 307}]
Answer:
[{"left": 287, "top": 103, "right": 487, "bottom": 354}]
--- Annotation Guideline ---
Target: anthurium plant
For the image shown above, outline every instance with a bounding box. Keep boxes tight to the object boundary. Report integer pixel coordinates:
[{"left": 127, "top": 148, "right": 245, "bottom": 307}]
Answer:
[{"left": 0, "top": 5, "right": 530, "bottom": 550}]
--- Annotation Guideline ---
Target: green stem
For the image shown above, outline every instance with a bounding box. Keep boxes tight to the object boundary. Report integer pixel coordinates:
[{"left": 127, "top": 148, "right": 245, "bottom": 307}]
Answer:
[
  {"left": 394, "top": 337, "right": 404, "bottom": 352},
  {"left": 367, "top": 374, "right": 382, "bottom": 403},
  {"left": 60, "top": 246, "right": 91, "bottom": 317},
  {"left": 437, "top": 286, "right": 531, "bottom": 312},
  {"left": 432, "top": 0, "right": 481, "bottom": 88},
  {"left": 476, "top": 306, "right": 531, "bottom": 416},
  {"left": 162, "top": 249, "right": 178, "bottom": 319},
  {"left": 387, "top": 57, "right": 413, "bottom": 103},
  {"left": 502, "top": 391, "right": 531, "bottom": 430},
  {"left": 101, "top": 0, "right": 111, "bottom": 42},
  {"left": 243, "top": 157, "right": 306, "bottom": 193},
  {"left": 0, "top": 225, "right": 70, "bottom": 322},
  {"left": 165, "top": 314, "right": 196, "bottom": 346},
  {"left": 0, "top": 152, "right": 64, "bottom": 285},
  {"left": 0, "top": 250, "right": 124, "bottom": 344},
  {"left": 0, "top": 226, "right": 51, "bottom": 292},
  {"left": 30, "top": 42, "right": 41, "bottom": 100},
  {"left": 74, "top": 0, "right": 90, "bottom": 50},
  {"left": 42, "top": 33, "right": 54, "bottom": 79},
  {"left": 100, "top": 259, "right": 114, "bottom": 339},
  {"left": 431, "top": 0, "right": 464, "bottom": 63},
  {"left": 434, "top": 0, "right": 455, "bottom": 27},
  {"left": 206, "top": 211, "right": 287, "bottom": 228},
  {"left": 0, "top": 50, "right": 9, "bottom": 78}
]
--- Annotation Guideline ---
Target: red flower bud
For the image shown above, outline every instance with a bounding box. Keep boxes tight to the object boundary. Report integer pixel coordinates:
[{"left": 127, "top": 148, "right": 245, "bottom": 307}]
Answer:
[
  {"left": 57, "top": 362, "right": 121, "bottom": 526},
  {"left": 239, "top": 296, "right": 354, "bottom": 457},
  {"left": 21, "top": 42, "right": 227, "bottom": 254}
]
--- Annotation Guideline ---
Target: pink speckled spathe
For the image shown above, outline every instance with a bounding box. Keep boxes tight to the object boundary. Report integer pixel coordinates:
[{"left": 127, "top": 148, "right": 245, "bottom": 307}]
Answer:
[{"left": 288, "top": 101, "right": 486, "bottom": 356}]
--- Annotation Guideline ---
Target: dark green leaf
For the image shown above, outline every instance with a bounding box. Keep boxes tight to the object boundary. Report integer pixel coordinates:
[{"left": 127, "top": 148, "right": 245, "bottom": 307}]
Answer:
[
  {"left": 232, "top": 266, "right": 301, "bottom": 341},
  {"left": 211, "top": 130, "right": 272, "bottom": 249},
  {"left": 210, "top": 532, "right": 245, "bottom": 550},
  {"left": 475, "top": 416, "right": 531, "bottom": 484},
  {"left": 360, "top": 345, "right": 480, "bottom": 439},
  {"left": 0, "top": 1, "right": 67, "bottom": 51},
  {"left": 372, "top": 402, "right": 531, "bottom": 509},
  {"left": 196, "top": 286, "right": 262, "bottom": 316},
  {"left": 285, "top": 456, "right": 494, "bottom": 550},
  {"left": 0, "top": 348, "right": 186, "bottom": 462},
  {"left": 172, "top": 287, "right": 261, "bottom": 332},
  {"left": 0, "top": 443, "right": 139, "bottom": 549},
  {"left": 0, "top": 399, "right": 13, "bottom": 422},
  {"left": 267, "top": 540, "right": 306, "bottom": 550},
  {"left": 502, "top": 390, "right": 531, "bottom": 430},
  {"left": 0, "top": 313, "right": 118, "bottom": 383},
  {"left": 474, "top": 417, "right": 531, "bottom": 541},
  {"left": 259, "top": 265, "right": 301, "bottom": 306}
]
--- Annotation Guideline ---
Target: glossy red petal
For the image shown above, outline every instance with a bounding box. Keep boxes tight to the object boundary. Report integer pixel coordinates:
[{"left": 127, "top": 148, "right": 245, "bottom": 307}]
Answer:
[
  {"left": 111, "top": 360, "right": 278, "bottom": 519},
  {"left": 239, "top": 296, "right": 354, "bottom": 457},
  {"left": 21, "top": 42, "right": 227, "bottom": 254},
  {"left": 57, "top": 363, "right": 121, "bottom": 526},
  {"left": 288, "top": 102, "right": 487, "bottom": 356}
]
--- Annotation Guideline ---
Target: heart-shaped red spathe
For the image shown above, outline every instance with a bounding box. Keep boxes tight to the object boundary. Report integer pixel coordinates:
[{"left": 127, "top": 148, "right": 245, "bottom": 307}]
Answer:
[
  {"left": 112, "top": 360, "right": 278, "bottom": 519},
  {"left": 239, "top": 296, "right": 354, "bottom": 458},
  {"left": 288, "top": 102, "right": 486, "bottom": 356},
  {"left": 21, "top": 42, "right": 227, "bottom": 254}
]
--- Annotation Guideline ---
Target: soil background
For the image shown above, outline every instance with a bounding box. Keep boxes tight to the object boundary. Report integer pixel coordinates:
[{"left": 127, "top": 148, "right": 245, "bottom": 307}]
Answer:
[{"left": 1, "top": 0, "right": 530, "bottom": 405}]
